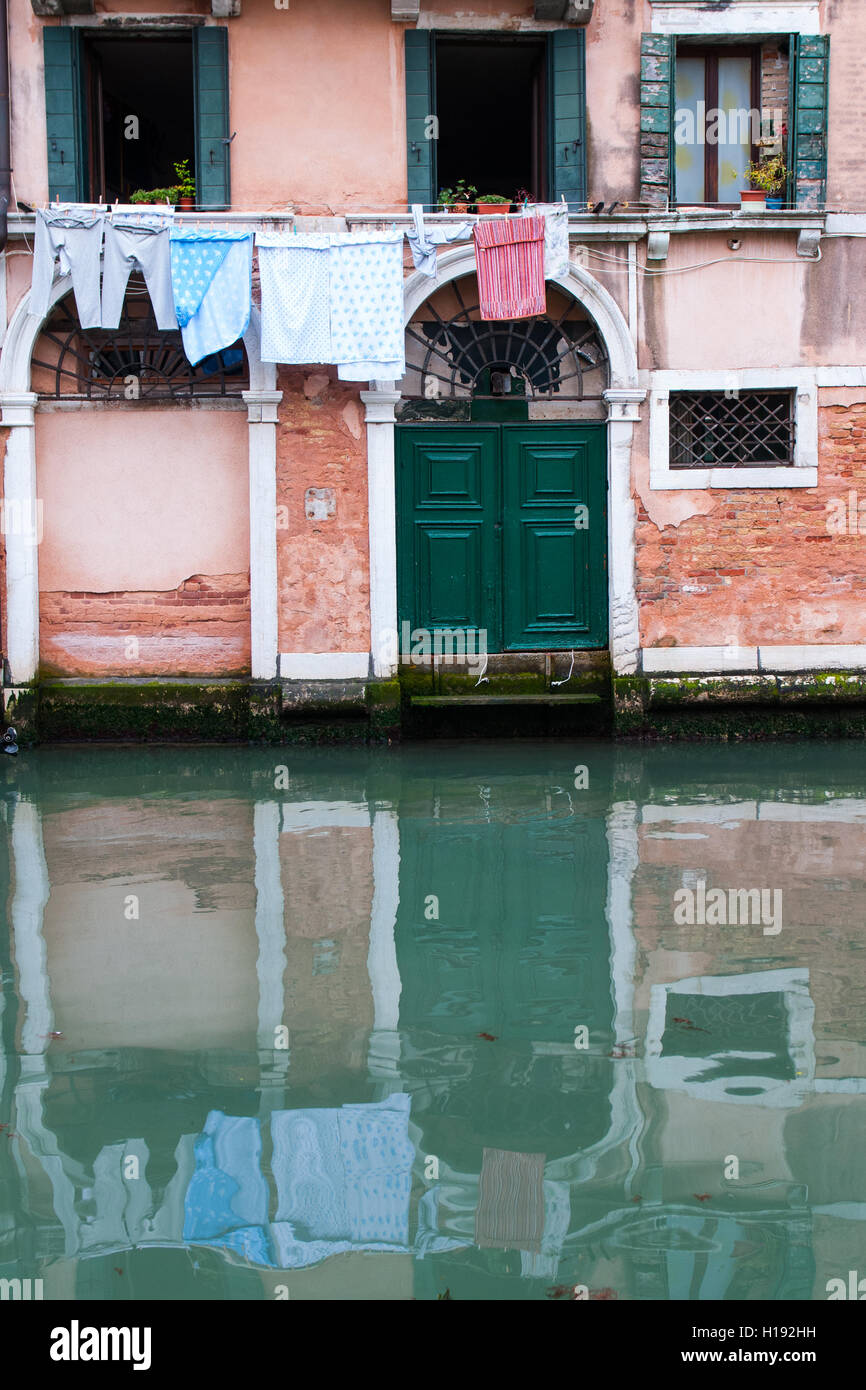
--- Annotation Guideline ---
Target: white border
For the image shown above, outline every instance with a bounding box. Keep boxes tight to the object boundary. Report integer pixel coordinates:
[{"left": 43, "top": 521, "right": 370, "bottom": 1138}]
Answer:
[
  {"left": 648, "top": 368, "right": 818, "bottom": 490},
  {"left": 642, "top": 645, "right": 866, "bottom": 674},
  {"left": 279, "top": 652, "right": 370, "bottom": 680},
  {"left": 646, "top": 967, "right": 815, "bottom": 1108},
  {"left": 650, "top": 1, "right": 820, "bottom": 36}
]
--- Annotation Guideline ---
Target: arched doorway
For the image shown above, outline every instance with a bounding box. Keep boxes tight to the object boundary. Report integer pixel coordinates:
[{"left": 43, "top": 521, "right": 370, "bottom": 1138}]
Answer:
[{"left": 397, "top": 273, "right": 611, "bottom": 653}]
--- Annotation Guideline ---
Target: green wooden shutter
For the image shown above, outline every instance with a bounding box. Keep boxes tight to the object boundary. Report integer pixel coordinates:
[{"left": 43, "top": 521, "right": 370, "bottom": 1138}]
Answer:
[
  {"left": 43, "top": 28, "right": 86, "bottom": 203},
  {"left": 640, "top": 33, "right": 674, "bottom": 208},
  {"left": 193, "top": 27, "right": 231, "bottom": 210},
  {"left": 549, "top": 29, "right": 587, "bottom": 208},
  {"left": 791, "top": 34, "right": 829, "bottom": 210},
  {"left": 405, "top": 30, "right": 435, "bottom": 208}
]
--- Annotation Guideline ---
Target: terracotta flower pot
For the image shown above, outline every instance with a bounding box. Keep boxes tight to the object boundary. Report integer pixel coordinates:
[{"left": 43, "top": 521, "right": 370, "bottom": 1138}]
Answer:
[
  {"left": 452, "top": 200, "right": 470, "bottom": 214},
  {"left": 179, "top": 196, "right": 195, "bottom": 210},
  {"left": 740, "top": 190, "right": 766, "bottom": 212}
]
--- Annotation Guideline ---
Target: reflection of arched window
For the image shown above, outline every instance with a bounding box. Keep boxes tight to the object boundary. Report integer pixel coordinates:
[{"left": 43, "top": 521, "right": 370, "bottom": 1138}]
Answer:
[
  {"left": 31, "top": 278, "right": 249, "bottom": 400},
  {"left": 404, "top": 275, "right": 608, "bottom": 403}
]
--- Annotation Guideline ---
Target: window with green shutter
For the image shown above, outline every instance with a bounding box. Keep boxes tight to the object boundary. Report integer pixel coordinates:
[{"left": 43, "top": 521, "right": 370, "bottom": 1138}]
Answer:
[
  {"left": 642, "top": 31, "right": 829, "bottom": 211},
  {"left": 193, "top": 28, "right": 231, "bottom": 211},
  {"left": 44, "top": 28, "right": 87, "bottom": 204},
  {"left": 404, "top": 30, "right": 586, "bottom": 209},
  {"left": 43, "top": 27, "right": 231, "bottom": 210},
  {"left": 790, "top": 34, "right": 829, "bottom": 210}
]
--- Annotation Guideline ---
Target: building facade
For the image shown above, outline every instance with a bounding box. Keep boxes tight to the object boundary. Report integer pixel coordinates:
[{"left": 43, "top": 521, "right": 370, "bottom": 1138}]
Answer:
[{"left": 1, "top": 0, "right": 865, "bottom": 734}]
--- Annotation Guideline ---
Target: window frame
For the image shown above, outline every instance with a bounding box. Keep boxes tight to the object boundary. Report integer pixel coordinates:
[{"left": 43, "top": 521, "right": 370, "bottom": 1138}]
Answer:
[
  {"left": 648, "top": 369, "right": 818, "bottom": 489},
  {"left": 674, "top": 42, "right": 762, "bottom": 207}
]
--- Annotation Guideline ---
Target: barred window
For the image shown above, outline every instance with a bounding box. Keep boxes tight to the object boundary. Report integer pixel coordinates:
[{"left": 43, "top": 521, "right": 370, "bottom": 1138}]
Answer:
[{"left": 669, "top": 390, "right": 795, "bottom": 469}]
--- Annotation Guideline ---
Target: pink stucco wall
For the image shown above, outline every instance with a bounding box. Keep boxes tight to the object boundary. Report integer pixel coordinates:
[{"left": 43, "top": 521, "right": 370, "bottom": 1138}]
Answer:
[{"left": 35, "top": 407, "right": 251, "bottom": 675}]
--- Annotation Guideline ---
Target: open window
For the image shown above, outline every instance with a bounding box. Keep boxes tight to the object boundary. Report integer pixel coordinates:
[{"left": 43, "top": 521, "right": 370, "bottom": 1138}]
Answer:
[
  {"left": 43, "top": 27, "right": 231, "bottom": 210},
  {"left": 640, "top": 32, "right": 828, "bottom": 210},
  {"left": 83, "top": 36, "right": 194, "bottom": 205},
  {"left": 406, "top": 29, "right": 586, "bottom": 210}
]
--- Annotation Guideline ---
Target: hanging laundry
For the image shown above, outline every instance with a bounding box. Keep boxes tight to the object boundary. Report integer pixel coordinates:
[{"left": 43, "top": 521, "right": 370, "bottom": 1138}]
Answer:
[
  {"left": 521, "top": 202, "right": 570, "bottom": 278},
  {"left": 256, "top": 231, "right": 332, "bottom": 365},
  {"left": 406, "top": 202, "right": 472, "bottom": 277},
  {"left": 330, "top": 230, "right": 405, "bottom": 381},
  {"left": 30, "top": 205, "right": 106, "bottom": 328},
  {"left": 101, "top": 208, "right": 177, "bottom": 331},
  {"left": 474, "top": 214, "right": 546, "bottom": 321},
  {"left": 169, "top": 228, "right": 253, "bottom": 366}
]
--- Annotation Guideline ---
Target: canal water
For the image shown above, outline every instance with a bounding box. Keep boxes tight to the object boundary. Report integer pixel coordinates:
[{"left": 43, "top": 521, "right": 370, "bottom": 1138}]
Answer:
[{"left": 0, "top": 742, "right": 863, "bottom": 1301}]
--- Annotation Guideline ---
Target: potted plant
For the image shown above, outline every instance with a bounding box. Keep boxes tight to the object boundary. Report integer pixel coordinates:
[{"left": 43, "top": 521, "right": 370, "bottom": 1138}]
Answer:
[
  {"left": 475, "top": 193, "right": 510, "bottom": 215},
  {"left": 129, "top": 186, "right": 179, "bottom": 206},
  {"left": 450, "top": 180, "right": 477, "bottom": 214},
  {"left": 746, "top": 155, "right": 789, "bottom": 210},
  {"left": 437, "top": 187, "right": 454, "bottom": 211},
  {"left": 173, "top": 159, "right": 196, "bottom": 210}
]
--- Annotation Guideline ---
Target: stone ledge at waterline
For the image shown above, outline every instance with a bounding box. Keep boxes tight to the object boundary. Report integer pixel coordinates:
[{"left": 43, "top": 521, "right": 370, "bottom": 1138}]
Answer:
[
  {"left": 613, "top": 673, "right": 866, "bottom": 740},
  {"left": 4, "top": 671, "right": 866, "bottom": 743}
]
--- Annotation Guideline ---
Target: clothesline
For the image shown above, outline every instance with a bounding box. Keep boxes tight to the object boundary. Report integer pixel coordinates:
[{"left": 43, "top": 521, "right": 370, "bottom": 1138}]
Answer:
[{"left": 28, "top": 201, "right": 566, "bottom": 375}]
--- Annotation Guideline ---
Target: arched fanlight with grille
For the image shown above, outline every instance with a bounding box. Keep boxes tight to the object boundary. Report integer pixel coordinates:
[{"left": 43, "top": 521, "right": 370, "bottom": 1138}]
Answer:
[
  {"left": 404, "top": 278, "right": 609, "bottom": 402},
  {"left": 32, "top": 281, "right": 249, "bottom": 400}
]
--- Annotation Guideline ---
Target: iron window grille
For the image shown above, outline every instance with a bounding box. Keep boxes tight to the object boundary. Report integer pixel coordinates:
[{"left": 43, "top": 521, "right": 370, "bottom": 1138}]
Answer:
[
  {"left": 33, "top": 283, "right": 249, "bottom": 400},
  {"left": 405, "top": 280, "right": 608, "bottom": 402},
  {"left": 669, "top": 390, "right": 795, "bottom": 469}
]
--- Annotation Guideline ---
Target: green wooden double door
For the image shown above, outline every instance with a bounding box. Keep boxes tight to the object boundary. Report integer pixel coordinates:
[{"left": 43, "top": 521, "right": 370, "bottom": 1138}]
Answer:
[{"left": 397, "top": 423, "right": 608, "bottom": 651}]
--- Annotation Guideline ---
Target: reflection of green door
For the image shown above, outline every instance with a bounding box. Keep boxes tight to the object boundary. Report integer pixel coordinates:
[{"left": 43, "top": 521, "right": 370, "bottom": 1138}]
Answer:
[{"left": 397, "top": 423, "right": 607, "bottom": 651}]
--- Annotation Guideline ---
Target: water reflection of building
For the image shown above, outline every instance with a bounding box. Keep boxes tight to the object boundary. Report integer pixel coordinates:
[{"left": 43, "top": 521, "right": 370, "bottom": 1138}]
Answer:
[{"left": 1, "top": 751, "right": 864, "bottom": 1300}]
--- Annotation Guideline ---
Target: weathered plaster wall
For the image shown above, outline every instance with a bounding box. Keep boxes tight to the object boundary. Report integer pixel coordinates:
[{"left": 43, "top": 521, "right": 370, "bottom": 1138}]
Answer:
[
  {"left": 275, "top": 368, "right": 370, "bottom": 656},
  {"left": 635, "top": 399, "right": 866, "bottom": 649},
  {"left": 35, "top": 407, "right": 251, "bottom": 676}
]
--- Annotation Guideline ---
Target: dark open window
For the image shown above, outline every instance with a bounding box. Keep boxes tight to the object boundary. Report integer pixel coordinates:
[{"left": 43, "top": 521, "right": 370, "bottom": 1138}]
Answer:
[
  {"left": 434, "top": 37, "right": 548, "bottom": 203},
  {"left": 83, "top": 35, "right": 194, "bottom": 204}
]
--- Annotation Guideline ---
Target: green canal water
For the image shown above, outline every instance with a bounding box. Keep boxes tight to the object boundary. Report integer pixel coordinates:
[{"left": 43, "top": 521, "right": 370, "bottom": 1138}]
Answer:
[{"left": 0, "top": 742, "right": 863, "bottom": 1302}]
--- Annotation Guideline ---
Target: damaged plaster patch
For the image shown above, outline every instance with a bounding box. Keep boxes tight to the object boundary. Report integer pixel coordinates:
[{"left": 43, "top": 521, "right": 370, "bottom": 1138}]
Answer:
[
  {"left": 303, "top": 373, "right": 330, "bottom": 400},
  {"left": 633, "top": 445, "right": 716, "bottom": 529},
  {"left": 340, "top": 401, "right": 363, "bottom": 440}
]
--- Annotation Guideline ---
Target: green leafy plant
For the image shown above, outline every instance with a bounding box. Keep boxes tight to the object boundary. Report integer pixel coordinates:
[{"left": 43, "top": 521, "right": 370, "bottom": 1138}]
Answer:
[
  {"left": 475, "top": 193, "right": 510, "bottom": 207},
  {"left": 747, "top": 155, "right": 788, "bottom": 195},
  {"left": 129, "top": 186, "right": 179, "bottom": 205},
  {"left": 437, "top": 187, "right": 455, "bottom": 208},
  {"left": 173, "top": 159, "right": 196, "bottom": 199},
  {"left": 452, "top": 179, "right": 477, "bottom": 203}
]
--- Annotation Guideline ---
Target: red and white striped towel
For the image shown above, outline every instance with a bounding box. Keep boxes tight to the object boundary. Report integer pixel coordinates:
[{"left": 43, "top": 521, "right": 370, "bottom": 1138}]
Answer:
[{"left": 474, "top": 214, "right": 546, "bottom": 321}]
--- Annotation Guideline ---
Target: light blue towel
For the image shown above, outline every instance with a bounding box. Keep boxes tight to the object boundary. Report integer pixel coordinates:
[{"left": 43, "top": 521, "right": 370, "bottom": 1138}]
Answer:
[{"left": 170, "top": 229, "right": 253, "bottom": 365}]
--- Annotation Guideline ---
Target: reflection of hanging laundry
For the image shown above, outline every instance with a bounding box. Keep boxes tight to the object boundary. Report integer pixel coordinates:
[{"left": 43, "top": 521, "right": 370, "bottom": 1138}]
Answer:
[
  {"left": 269, "top": 1093, "right": 415, "bottom": 1268},
  {"left": 183, "top": 1111, "right": 269, "bottom": 1241},
  {"left": 520, "top": 1180, "right": 571, "bottom": 1279},
  {"left": 101, "top": 210, "right": 177, "bottom": 331},
  {"left": 473, "top": 215, "right": 546, "bottom": 321},
  {"left": 406, "top": 203, "right": 472, "bottom": 277},
  {"left": 30, "top": 206, "right": 106, "bottom": 328},
  {"left": 256, "top": 232, "right": 332, "bottom": 365},
  {"left": 520, "top": 203, "right": 570, "bottom": 278},
  {"left": 475, "top": 1147, "right": 546, "bottom": 1254},
  {"left": 170, "top": 228, "right": 253, "bottom": 365},
  {"left": 330, "top": 231, "right": 405, "bottom": 381}
]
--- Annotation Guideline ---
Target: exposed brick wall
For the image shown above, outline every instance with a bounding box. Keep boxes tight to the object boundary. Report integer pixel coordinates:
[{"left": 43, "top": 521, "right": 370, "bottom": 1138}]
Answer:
[
  {"left": 39, "top": 574, "right": 251, "bottom": 677},
  {"left": 760, "top": 42, "right": 789, "bottom": 145},
  {"left": 276, "top": 367, "right": 370, "bottom": 655},
  {"left": 636, "top": 401, "right": 866, "bottom": 649}
]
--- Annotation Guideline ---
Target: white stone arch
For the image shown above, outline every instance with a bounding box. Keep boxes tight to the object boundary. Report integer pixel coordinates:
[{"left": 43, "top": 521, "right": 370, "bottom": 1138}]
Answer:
[
  {"left": 0, "top": 277, "right": 280, "bottom": 683},
  {"left": 402, "top": 243, "right": 639, "bottom": 391},
  {"left": 365, "top": 245, "right": 645, "bottom": 679}
]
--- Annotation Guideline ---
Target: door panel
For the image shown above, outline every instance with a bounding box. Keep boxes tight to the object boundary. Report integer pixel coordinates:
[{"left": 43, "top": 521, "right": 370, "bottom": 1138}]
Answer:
[
  {"left": 397, "top": 426, "right": 500, "bottom": 646},
  {"left": 397, "top": 423, "right": 607, "bottom": 653},
  {"left": 503, "top": 424, "right": 607, "bottom": 649}
]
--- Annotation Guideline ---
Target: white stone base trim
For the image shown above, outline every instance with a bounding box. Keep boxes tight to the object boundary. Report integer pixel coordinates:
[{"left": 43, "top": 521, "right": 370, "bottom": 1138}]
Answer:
[
  {"left": 650, "top": 2, "right": 820, "bottom": 37},
  {"left": 279, "top": 652, "right": 370, "bottom": 680},
  {"left": 642, "top": 645, "right": 866, "bottom": 674}
]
